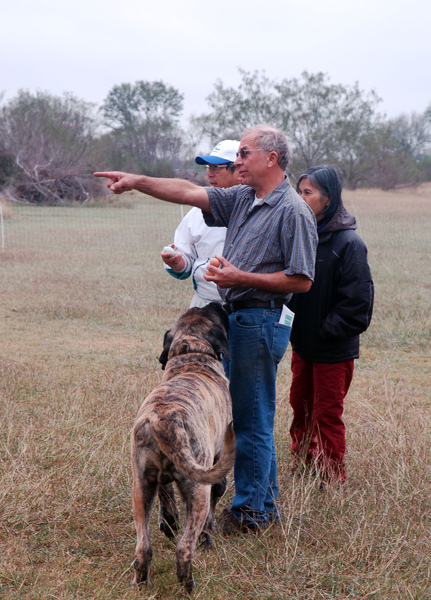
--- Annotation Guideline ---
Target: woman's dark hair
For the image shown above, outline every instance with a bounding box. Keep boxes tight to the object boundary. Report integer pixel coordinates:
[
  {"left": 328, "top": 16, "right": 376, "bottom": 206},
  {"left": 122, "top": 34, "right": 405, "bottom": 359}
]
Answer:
[{"left": 297, "top": 165, "right": 342, "bottom": 222}]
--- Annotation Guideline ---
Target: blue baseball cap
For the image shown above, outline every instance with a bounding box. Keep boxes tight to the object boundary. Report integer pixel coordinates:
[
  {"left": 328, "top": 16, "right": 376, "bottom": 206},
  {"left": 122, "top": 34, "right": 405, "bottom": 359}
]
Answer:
[{"left": 195, "top": 139, "right": 240, "bottom": 165}]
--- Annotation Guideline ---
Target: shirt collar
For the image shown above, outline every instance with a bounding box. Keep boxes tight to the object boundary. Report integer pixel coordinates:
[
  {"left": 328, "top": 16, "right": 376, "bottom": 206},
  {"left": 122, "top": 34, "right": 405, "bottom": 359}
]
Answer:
[{"left": 247, "top": 177, "right": 291, "bottom": 207}]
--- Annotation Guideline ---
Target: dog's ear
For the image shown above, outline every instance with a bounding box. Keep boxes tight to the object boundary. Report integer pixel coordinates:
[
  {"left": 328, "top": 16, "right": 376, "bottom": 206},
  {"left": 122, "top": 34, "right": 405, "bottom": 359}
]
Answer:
[
  {"left": 205, "top": 302, "right": 229, "bottom": 333},
  {"left": 158, "top": 329, "right": 173, "bottom": 369},
  {"left": 204, "top": 302, "right": 230, "bottom": 361},
  {"left": 208, "top": 325, "right": 231, "bottom": 362}
]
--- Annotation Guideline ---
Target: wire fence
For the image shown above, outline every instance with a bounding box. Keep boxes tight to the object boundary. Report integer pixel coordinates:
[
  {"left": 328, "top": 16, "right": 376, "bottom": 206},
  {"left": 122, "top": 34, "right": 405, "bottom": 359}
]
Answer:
[{"left": 0, "top": 198, "right": 187, "bottom": 257}]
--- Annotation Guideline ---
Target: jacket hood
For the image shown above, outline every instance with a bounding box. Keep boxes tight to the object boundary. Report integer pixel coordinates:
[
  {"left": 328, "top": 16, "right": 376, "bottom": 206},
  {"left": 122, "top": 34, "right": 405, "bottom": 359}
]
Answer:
[{"left": 318, "top": 203, "right": 357, "bottom": 234}]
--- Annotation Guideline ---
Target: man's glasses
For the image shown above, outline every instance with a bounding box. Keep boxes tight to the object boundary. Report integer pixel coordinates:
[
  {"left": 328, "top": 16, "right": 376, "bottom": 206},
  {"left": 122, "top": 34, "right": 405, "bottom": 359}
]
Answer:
[
  {"left": 236, "top": 149, "right": 262, "bottom": 159},
  {"left": 205, "top": 164, "right": 232, "bottom": 171}
]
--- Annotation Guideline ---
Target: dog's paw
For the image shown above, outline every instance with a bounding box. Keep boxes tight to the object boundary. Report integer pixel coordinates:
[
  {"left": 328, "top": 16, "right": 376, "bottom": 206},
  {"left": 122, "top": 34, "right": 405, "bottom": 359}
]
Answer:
[
  {"left": 131, "top": 575, "right": 152, "bottom": 588},
  {"left": 199, "top": 531, "right": 215, "bottom": 550},
  {"left": 159, "top": 517, "right": 179, "bottom": 539},
  {"left": 132, "top": 560, "right": 152, "bottom": 588}
]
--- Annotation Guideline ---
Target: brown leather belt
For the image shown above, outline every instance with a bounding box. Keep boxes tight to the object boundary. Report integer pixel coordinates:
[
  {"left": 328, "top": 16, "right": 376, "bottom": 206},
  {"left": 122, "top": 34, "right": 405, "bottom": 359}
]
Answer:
[{"left": 223, "top": 299, "right": 285, "bottom": 314}]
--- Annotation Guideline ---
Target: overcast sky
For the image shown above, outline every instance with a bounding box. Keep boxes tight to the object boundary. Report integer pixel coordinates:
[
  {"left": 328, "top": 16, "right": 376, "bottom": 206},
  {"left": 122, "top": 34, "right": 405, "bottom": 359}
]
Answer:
[{"left": 1, "top": 0, "right": 430, "bottom": 128}]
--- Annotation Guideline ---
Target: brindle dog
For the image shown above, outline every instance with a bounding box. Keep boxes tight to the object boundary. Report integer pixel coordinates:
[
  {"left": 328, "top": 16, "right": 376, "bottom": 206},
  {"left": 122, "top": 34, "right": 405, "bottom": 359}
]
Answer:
[{"left": 131, "top": 302, "right": 235, "bottom": 593}]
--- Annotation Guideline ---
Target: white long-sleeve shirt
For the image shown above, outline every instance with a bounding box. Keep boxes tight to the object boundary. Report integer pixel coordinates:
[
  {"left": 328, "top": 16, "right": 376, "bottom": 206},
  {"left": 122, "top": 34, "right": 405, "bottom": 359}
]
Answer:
[{"left": 165, "top": 207, "right": 226, "bottom": 308}]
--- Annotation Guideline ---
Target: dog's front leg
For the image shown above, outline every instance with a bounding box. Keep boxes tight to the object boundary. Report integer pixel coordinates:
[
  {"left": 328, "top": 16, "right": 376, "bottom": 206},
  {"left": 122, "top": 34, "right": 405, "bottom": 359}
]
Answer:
[
  {"left": 131, "top": 472, "right": 157, "bottom": 588},
  {"left": 175, "top": 481, "right": 211, "bottom": 593}
]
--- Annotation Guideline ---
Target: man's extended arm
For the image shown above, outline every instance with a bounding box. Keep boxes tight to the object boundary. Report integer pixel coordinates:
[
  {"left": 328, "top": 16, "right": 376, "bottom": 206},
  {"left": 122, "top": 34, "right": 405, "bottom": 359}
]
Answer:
[{"left": 93, "top": 171, "right": 210, "bottom": 211}]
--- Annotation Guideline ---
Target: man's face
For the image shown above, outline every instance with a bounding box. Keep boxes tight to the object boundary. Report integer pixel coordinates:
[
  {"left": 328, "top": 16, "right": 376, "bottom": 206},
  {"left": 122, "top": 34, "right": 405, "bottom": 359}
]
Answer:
[
  {"left": 234, "top": 134, "right": 268, "bottom": 189},
  {"left": 206, "top": 164, "right": 241, "bottom": 188}
]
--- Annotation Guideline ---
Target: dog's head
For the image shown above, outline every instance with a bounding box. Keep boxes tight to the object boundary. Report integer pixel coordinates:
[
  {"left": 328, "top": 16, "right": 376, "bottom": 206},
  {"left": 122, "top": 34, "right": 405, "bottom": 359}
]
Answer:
[{"left": 159, "top": 302, "right": 230, "bottom": 369}]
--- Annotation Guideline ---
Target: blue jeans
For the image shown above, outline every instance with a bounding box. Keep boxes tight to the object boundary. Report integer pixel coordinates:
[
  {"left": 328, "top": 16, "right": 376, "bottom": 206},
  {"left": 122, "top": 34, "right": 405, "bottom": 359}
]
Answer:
[{"left": 228, "top": 307, "right": 291, "bottom": 524}]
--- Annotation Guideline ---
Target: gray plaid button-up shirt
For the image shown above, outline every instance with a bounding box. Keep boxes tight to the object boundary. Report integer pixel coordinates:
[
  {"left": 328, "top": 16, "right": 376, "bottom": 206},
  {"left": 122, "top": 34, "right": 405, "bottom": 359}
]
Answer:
[{"left": 203, "top": 178, "right": 317, "bottom": 303}]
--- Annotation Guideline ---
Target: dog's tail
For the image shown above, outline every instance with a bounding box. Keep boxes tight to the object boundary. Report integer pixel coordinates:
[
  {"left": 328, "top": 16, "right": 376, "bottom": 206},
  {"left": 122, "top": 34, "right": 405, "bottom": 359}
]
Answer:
[{"left": 150, "top": 419, "right": 236, "bottom": 485}]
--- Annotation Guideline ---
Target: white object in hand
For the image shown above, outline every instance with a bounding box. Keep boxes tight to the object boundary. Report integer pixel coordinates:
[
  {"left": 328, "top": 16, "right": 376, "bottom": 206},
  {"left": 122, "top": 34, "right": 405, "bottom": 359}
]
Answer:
[{"left": 163, "top": 246, "right": 176, "bottom": 256}]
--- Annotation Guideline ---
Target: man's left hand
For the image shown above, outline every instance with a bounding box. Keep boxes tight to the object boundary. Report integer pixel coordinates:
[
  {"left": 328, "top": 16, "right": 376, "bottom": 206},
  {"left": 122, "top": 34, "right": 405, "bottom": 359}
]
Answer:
[{"left": 203, "top": 255, "right": 244, "bottom": 289}]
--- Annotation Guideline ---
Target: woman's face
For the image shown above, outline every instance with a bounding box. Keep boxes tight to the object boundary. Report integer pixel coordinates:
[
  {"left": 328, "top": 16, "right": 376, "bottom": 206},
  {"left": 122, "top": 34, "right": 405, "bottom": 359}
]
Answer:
[{"left": 298, "top": 177, "right": 330, "bottom": 221}]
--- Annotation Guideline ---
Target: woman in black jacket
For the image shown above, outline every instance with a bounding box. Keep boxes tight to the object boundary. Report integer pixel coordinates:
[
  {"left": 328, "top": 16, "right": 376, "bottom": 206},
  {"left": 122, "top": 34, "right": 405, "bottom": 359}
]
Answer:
[{"left": 288, "top": 165, "right": 374, "bottom": 484}]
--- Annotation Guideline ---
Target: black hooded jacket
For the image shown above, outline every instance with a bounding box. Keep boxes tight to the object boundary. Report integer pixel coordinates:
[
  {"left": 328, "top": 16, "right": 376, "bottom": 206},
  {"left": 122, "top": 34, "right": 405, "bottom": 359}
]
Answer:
[{"left": 288, "top": 204, "right": 374, "bottom": 363}]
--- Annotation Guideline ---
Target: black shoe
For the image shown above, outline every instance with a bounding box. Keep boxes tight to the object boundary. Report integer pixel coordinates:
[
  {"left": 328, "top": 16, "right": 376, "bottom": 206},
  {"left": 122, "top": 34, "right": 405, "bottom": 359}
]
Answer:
[{"left": 219, "top": 507, "right": 265, "bottom": 536}]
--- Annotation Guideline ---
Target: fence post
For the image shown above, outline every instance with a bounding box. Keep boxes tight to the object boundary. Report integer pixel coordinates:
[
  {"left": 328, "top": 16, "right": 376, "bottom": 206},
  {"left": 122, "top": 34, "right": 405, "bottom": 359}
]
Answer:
[{"left": 0, "top": 200, "right": 4, "bottom": 252}]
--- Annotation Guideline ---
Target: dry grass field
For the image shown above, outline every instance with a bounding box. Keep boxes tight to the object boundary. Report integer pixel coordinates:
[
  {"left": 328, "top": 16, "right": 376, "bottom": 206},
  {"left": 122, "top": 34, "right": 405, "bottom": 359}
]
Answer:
[{"left": 1, "top": 185, "right": 430, "bottom": 599}]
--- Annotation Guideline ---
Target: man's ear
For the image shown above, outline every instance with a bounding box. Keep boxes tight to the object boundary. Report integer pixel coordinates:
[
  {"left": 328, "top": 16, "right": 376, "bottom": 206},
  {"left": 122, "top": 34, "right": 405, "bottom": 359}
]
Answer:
[{"left": 267, "top": 151, "right": 278, "bottom": 168}]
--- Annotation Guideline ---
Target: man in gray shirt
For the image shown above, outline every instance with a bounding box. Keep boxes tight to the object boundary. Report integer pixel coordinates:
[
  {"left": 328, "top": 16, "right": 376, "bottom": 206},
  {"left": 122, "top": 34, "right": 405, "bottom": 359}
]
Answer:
[{"left": 94, "top": 125, "right": 317, "bottom": 533}]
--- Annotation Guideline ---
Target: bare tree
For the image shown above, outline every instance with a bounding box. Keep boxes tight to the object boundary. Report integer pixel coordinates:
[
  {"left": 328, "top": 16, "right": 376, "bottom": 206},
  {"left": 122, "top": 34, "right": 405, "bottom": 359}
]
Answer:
[
  {"left": 0, "top": 91, "right": 101, "bottom": 204},
  {"left": 190, "top": 69, "right": 280, "bottom": 144},
  {"left": 100, "top": 80, "right": 184, "bottom": 174},
  {"left": 275, "top": 71, "right": 382, "bottom": 185},
  {"left": 192, "top": 69, "right": 427, "bottom": 189}
]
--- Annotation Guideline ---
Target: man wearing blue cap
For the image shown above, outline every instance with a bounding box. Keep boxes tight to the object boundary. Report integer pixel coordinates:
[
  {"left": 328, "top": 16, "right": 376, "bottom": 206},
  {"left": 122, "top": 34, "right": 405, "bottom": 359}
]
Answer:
[{"left": 161, "top": 140, "right": 240, "bottom": 308}]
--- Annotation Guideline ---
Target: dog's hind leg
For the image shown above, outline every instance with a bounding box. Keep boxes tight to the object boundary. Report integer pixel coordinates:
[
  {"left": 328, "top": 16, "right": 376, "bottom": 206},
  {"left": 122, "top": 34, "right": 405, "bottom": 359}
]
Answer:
[
  {"left": 132, "top": 473, "right": 157, "bottom": 588},
  {"left": 175, "top": 480, "right": 211, "bottom": 593},
  {"left": 158, "top": 482, "right": 180, "bottom": 539},
  {"left": 200, "top": 476, "right": 227, "bottom": 549}
]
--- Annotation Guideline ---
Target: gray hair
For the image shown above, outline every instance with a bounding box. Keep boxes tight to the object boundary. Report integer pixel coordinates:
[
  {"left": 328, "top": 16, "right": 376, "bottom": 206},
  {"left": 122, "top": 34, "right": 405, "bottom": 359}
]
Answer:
[{"left": 241, "top": 125, "right": 291, "bottom": 171}]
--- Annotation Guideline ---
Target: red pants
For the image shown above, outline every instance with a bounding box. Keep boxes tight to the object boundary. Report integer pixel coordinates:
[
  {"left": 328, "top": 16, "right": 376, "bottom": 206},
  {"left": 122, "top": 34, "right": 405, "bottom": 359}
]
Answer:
[{"left": 289, "top": 350, "right": 354, "bottom": 482}]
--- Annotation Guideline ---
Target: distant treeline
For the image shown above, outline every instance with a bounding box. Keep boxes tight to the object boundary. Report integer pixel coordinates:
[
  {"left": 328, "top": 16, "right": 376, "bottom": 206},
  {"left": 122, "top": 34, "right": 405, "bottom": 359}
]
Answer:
[{"left": 1, "top": 70, "right": 430, "bottom": 204}]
